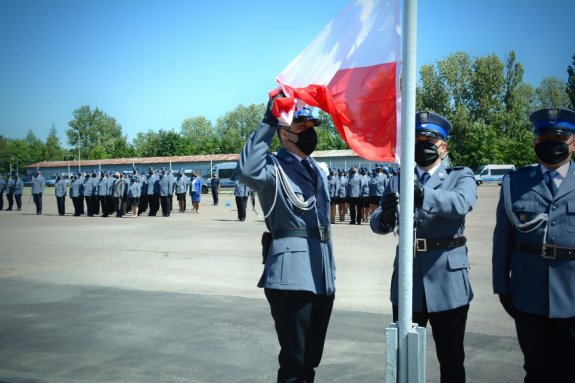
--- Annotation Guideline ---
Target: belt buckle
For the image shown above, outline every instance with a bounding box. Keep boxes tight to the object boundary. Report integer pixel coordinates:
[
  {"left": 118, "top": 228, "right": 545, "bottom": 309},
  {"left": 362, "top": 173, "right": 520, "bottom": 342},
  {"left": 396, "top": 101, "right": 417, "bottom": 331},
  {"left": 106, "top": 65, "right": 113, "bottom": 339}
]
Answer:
[
  {"left": 541, "top": 244, "right": 557, "bottom": 260},
  {"left": 416, "top": 238, "right": 427, "bottom": 252}
]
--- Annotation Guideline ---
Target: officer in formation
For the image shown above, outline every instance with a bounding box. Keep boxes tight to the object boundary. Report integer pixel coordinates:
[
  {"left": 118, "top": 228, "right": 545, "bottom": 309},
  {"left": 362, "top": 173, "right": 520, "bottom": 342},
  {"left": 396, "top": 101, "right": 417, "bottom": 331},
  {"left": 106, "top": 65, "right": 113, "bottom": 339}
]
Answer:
[
  {"left": 13, "top": 174, "right": 24, "bottom": 210},
  {"left": 128, "top": 174, "right": 141, "bottom": 217},
  {"left": 159, "top": 167, "right": 175, "bottom": 217},
  {"left": 0, "top": 173, "right": 5, "bottom": 210},
  {"left": 112, "top": 172, "right": 125, "bottom": 218},
  {"left": 5, "top": 173, "right": 15, "bottom": 210},
  {"left": 371, "top": 111, "right": 477, "bottom": 383},
  {"left": 346, "top": 166, "right": 362, "bottom": 224},
  {"left": 493, "top": 107, "right": 575, "bottom": 382},
  {"left": 327, "top": 168, "right": 339, "bottom": 224},
  {"left": 31, "top": 170, "right": 45, "bottom": 215},
  {"left": 69, "top": 172, "right": 84, "bottom": 216},
  {"left": 54, "top": 174, "right": 67, "bottom": 216},
  {"left": 369, "top": 165, "right": 389, "bottom": 216},
  {"left": 175, "top": 169, "right": 189, "bottom": 213},
  {"left": 238, "top": 94, "right": 335, "bottom": 382},
  {"left": 336, "top": 168, "right": 348, "bottom": 222},
  {"left": 146, "top": 168, "right": 160, "bottom": 216}
]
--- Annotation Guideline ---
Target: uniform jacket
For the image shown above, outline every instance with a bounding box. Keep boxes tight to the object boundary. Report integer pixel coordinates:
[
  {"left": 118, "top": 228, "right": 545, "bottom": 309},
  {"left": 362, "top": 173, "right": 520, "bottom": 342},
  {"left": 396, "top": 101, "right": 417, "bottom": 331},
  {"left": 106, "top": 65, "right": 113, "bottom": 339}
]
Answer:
[
  {"left": 347, "top": 173, "right": 361, "bottom": 197},
  {"left": 97, "top": 177, "right": 108, "bottom": 196},
  {"left": 128, "top": 181, "right": 141, "bottom": 198},
  {"left": 112, "top": 178, "right": 125, "bottom": 198},
  {"left": 70, "top": 178, "right": 83, "bottom": 197},
  {"left": 13, "top": 178, "right": 24, "bottom": 195},
  {"left": 32, "top": 175, "right": 45, "bottom": 194},
  {"left": 159, "top": 174, "right": 171, "bottom": 196},
  {"left": 373, "top": 173, "right": 388, "bottom": 197},
  {"left": 337, "top": 176, "right": 348, "bottom": 198},
  {"left": 83, "top": 177, "right": 95, "bottom": 196},
  {"left": 237, "top": 121, "right": 335, "bottom": 295},
  {"left": 233, "top": 180, "right": 250, "bottom": 197},
  {"left": 492, "top": 161, "right": 575, "bottom": 318},
  {"left": 0, "top": 178, "right": 5, "bottom": 194},
  {"left": 175, "top": 176, "right": 188, "bottom": 194},
  {"left": 370, "top": 164, "right": 477, "bottom": 312},
  {"left": 147, "top": 174, "right": 159, "bottom": 196},
  {"left": 5, "top": 178, "right": 15, "bottom": 194},
  {"left": 360, "top": 174, "right": 370, "bottom": 197},
  {"left": 328, "top": 176, "right": 339, "bottom": 198},
  {"left": 55, "top": 179, "right": 67, "bottom": 197}
]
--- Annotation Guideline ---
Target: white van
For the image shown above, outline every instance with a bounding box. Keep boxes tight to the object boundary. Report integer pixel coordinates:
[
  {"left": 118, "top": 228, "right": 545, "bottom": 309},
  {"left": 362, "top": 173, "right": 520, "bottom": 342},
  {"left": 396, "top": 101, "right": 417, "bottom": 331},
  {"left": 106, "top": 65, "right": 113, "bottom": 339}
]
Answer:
[
  {"left": 474, "top": 164, "right": 515, "bottom": 185},
  {"left": 202, "top": 161, "right": 238, "bottom": 193}
]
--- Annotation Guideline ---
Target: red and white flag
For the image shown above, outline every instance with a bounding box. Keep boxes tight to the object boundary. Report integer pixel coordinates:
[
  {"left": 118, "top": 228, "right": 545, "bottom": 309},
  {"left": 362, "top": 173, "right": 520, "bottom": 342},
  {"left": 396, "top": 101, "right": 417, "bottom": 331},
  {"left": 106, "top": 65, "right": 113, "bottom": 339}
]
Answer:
[{"left": 272, "top": 0, "right": 401, "bottom": 162}]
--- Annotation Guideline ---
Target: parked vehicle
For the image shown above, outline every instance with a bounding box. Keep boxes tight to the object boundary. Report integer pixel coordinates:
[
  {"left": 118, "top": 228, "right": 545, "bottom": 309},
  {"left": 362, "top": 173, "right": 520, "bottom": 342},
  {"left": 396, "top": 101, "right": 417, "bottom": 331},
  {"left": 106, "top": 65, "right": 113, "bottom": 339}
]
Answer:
[
  {"left": 201, "top": 162, "right": 238, "bottom": 193},
  {"left": 474, "top": 164, "right": 515, "bottom": 185}
]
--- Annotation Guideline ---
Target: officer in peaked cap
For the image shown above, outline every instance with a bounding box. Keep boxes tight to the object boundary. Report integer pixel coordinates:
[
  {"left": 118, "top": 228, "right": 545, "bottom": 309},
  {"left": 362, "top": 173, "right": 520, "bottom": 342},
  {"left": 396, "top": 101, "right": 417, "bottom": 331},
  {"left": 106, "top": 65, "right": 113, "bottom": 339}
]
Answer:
[
  {"left": 31, "top": 169, "right": 45, "bottom": 215},
  {"left": 371, "top": 111, "right": 477, "bottom": 383},
  {"left": 237, "top": 93, "right": 335, "bottom": 382},
  {"left": 0, "top": 172, "right": 5, "bottom": 211},
  {"left": 493, "top": 107, "right": 575, "bottom": 382}
]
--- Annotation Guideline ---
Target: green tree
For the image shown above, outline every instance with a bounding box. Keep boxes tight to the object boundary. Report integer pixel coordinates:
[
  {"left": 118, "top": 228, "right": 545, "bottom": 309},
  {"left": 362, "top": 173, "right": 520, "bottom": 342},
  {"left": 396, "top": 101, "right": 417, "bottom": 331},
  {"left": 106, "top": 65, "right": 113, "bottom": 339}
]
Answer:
[
  {"left": 315, "top": 110, "right": 348, "bottom": 150},
  {"left": 567, "top": 54, "right": 575, "bottom": 108},
  {"left": 416, "top": 64, "right": 450, "bottom": 115},
  {"left": 180, "top": 116, "right": 219, "bottom": 154},
  {"left": 470, "top": 54, "right": 505, "bottom": 123},
  {"left": 215, "top": 104, "right": 265, "bottom": 154},
  {"left": 66, "top": 105, "right": 132, "bottom": 159},
  {"left": 133, "top": 130, "right": 161, "bottom": 157},
  {"left": 536, "top": 77, "right": 571, "bottom": 108},
  {"left": 437, "top": 51, "right": 473, "bottom": 110},
  {"left": 44, "top": 125, "right": 66, "bottom": 161}
]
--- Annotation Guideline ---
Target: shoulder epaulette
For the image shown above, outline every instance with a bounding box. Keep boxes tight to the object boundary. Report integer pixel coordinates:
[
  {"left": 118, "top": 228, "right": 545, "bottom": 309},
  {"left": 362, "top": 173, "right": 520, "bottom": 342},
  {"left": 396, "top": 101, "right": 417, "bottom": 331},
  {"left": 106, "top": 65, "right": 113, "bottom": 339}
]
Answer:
[
  {"left": 445, "top": 166, "right": 464, "bottom": 173},
  {"left": 515, "top": 164, "right": 535, "bottom": 173}
]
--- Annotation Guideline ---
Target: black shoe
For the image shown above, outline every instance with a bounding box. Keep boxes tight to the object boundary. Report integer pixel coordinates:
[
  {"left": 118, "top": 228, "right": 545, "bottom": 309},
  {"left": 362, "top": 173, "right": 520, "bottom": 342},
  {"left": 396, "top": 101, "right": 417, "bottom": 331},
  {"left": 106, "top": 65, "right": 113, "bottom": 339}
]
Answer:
[{"left": 349, "top": 221, "right": 356, "bottom": 225}]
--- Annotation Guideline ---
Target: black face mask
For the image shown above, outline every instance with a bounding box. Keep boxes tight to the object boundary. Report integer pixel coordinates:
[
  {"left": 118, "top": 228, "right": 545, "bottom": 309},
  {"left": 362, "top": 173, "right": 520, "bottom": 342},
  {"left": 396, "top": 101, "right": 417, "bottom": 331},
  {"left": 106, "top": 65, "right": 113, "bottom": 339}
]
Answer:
[
  {"left": 287, "top": 128, "right": 318, "bottom": 155},
  {"left": 534, "top": 140, "right": 571, "bottom": 165},
  {"left": 415, "top": 141, "right": 440, "bottom": 167}
]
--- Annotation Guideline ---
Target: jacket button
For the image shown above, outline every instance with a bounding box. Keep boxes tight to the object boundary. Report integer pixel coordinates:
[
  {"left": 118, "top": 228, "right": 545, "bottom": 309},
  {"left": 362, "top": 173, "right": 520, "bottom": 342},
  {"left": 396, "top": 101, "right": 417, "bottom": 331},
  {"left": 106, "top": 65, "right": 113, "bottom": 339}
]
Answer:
[{"left": 286, "top": 246, "right": 291, "bottom": 250}]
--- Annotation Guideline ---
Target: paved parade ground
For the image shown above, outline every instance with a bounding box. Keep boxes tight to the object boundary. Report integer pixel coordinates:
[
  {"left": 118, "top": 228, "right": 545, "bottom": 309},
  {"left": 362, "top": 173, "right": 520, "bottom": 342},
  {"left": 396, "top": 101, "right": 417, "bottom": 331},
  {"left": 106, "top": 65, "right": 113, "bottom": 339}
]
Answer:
[{"left": 0, "top": 187, "right": 524, "bottom": 382}]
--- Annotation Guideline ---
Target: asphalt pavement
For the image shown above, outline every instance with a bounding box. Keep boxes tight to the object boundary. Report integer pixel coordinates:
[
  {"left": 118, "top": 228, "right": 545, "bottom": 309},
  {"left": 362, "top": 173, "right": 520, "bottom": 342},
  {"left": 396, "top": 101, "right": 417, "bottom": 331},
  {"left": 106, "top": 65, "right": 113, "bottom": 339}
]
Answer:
[{"left": 0, "top": 187, "right": 524, "bottom": 382}]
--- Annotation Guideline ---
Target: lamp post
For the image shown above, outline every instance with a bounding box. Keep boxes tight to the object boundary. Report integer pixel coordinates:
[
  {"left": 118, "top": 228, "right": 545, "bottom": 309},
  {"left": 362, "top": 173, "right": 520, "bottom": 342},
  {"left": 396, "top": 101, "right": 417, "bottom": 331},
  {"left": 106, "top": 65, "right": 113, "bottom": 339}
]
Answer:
[{"left": 77, "top": 130, "right": 81, "bottom": 172}]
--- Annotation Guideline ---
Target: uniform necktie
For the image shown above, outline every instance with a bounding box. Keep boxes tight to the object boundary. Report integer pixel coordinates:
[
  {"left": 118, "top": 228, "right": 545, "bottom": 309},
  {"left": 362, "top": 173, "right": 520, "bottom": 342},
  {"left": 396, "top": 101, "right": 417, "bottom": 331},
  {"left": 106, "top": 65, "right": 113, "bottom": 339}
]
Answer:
[
  {"left": 420, "top": 172, "right": 430, "bottom": 185},
  {"left": 545, "top": 170, "right": 558, "bottom": 196},
  {"left": 301, "top": 159, "right": 316, "bottom": 186}
]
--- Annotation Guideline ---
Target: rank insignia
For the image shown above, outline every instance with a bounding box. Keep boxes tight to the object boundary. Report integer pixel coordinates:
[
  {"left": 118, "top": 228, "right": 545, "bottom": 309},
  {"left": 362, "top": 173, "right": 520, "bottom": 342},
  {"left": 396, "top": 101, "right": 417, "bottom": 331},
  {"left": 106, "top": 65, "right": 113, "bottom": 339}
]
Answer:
[{"left": 518, "top": 213, "right": 527, "bottom": 223}]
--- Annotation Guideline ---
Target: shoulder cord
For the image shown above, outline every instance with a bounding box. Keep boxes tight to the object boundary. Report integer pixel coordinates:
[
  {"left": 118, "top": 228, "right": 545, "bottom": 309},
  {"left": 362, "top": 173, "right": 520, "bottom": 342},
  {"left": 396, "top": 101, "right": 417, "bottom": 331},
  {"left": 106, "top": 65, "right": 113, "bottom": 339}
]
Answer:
[
  {"left": 252, "top": 154, "right": 316, "bottom": 219},
  {"left": 502, "top": 174, "right": 549, "bottom": 238}
]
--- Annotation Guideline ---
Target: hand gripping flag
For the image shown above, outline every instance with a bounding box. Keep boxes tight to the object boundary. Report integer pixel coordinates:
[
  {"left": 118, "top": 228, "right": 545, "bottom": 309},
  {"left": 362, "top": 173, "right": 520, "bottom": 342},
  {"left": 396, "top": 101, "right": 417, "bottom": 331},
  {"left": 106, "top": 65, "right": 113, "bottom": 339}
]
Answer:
[{"left": 272, "top": 0, "right": 401, "bottom": 162}]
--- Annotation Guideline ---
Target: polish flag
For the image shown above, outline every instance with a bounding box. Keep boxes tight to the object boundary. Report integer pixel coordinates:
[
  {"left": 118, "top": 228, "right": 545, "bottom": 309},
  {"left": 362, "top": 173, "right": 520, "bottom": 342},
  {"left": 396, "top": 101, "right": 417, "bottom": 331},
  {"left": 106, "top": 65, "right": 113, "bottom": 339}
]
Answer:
[{"left": 273, "top": 0, "right": 401, "bottom": 162}]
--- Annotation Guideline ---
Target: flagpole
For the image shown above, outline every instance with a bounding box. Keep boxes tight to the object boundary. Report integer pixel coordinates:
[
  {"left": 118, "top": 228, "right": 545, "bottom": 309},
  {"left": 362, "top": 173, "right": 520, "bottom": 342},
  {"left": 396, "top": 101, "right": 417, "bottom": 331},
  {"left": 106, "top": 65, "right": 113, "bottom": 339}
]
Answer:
[{"left": 398, "top": 0, "right": 418, "bottom": 382}]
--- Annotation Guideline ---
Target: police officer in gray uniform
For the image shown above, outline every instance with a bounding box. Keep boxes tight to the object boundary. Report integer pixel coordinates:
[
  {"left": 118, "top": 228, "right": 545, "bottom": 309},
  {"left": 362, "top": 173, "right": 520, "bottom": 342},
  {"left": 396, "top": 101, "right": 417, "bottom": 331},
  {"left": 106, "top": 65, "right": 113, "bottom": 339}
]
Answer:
[
  {"left": 337, "top": 169, "right": 348, "bottom": 222},
  {"left": 97, "top": 172, "right": 109, "bottom": 217},
  {"left": 237, "top": 95, "right": 335, "bottom": 383},
  {"left": 83, "top": 173, "right": 95, "bottom": 216},
  {"left": 159, "top": 168, "right": 171, "bottom": 217},
  {"left": 327, "top": 168, "right": 339, "bottom": 224},
  {"left": 146, "top": 168, "right": 160, "bottom": 216},
  {"left": 5, "top": 173, "right": 15, "bottom": 210},
  {"left": 13, "top": 174, "right": 23, "bottom": 211},
  {"left": 54, "top": 174, "right": 67, "bottom": 215},
  {"left": 31, "top": 170, "right": 45, "bottom": 215},
  {"left": 371, "top": 112, "right": 476, "bottom": 383},
  {"left": 492, "top": 108, "right": 575, "bottom": 382},
  {"left": 347, "top": 166, "right": 362, "bottom": 224},
  {"left": 0, "top": 173, "right": 5, "bottom": 210},
  {"left": 233, "top": 178, "right": 250, "bottom": 221},
  {"left": 69, "top": 172, "right": 84, "bottom": 216}
]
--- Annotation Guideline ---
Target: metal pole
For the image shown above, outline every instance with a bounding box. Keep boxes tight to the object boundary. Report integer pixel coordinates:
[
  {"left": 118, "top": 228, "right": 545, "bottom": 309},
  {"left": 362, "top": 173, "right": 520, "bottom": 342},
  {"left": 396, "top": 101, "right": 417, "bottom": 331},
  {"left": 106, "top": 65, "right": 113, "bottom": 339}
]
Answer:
[
  {"left": 78, "top": 130, "right": 81, "bottom": 172},
  {"left": 398, "top": 0, "right": 418, "bottom": 382}
]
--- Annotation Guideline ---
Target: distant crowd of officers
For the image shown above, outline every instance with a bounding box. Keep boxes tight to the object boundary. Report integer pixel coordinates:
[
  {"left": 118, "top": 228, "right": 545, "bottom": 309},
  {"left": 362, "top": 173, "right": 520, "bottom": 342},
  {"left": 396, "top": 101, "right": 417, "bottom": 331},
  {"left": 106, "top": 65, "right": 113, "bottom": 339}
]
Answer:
[
  {"left": 0, "top": 168, "right": 207, "bottom": 218},
  {"left": 327, "top": 165, "right": 396, "bottom": 225}
]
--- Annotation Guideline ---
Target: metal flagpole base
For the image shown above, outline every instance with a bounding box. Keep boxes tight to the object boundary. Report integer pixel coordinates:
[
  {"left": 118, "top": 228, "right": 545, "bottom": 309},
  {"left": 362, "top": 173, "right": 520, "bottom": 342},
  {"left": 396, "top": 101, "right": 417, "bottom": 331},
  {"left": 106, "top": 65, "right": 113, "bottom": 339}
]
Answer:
[{"left": 385, "top": 323, "right": 426, "bottom": 382}]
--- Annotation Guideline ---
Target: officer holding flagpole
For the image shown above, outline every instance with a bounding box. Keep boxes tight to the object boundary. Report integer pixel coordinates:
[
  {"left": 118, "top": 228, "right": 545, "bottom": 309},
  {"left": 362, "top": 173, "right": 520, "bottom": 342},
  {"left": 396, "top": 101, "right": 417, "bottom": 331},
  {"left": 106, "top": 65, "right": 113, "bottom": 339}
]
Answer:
[{"left": 371, "top": 111, "right": 476, "bottom": 383}]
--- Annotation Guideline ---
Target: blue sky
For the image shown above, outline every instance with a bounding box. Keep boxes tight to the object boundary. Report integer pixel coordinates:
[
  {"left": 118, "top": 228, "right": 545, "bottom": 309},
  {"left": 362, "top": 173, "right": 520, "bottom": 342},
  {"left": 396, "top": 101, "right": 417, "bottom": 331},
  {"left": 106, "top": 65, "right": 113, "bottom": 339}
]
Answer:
[{"left": 0, "top": 0, "right": 573, "bottom": 145}]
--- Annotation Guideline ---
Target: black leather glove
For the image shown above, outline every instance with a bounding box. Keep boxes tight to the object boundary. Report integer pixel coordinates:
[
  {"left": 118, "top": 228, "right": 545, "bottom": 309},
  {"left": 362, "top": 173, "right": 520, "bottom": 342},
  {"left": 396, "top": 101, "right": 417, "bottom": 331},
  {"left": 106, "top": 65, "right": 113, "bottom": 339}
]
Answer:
[
  {"left": 414, "top": 178, "right": 424, "bottom": 207},
  {"left": 498, "top": 294, "right": 516, "bottom": 319},
  {"left": 379, "top": 192, "right": 399, "bottom": 228},
  {"left": 262, "top": 92, "right": 285, "bottom": 127}
]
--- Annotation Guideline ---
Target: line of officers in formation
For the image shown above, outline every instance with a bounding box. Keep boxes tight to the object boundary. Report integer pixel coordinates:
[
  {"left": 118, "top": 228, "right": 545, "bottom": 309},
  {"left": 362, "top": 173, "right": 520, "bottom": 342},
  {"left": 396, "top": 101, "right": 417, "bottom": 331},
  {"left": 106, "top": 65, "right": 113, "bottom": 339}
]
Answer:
[
  {"left": 0, "top": 168, "right": 204, "bottom": 218},
  {"left": 326, "top": 165, "right": 397, "bottom": 225}
]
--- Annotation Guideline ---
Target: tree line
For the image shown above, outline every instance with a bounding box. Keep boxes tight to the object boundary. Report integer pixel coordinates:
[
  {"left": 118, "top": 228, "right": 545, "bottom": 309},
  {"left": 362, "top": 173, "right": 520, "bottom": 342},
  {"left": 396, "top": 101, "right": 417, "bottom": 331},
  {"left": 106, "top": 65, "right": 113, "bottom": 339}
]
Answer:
[{"left": 1, "top": 51, "right": 574, "bottom": 175}]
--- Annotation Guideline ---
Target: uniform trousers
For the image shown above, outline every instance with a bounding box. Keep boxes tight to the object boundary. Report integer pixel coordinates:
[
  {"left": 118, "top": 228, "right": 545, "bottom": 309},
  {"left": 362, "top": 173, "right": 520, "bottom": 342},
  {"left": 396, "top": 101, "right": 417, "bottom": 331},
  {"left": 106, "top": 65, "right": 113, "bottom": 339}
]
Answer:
[
  {"left": 211, "top": 189, "right": 219, "bottom": 205},
  {"left": 160, "top": 196, "right": 170, "bottom": 216},
  {"left": 148, "top": 195, "right": 159, "bottom": 216},
  {"left": 113, "top": 197, "right": 123, "bottom": 217},
  {"left": 265, "top": 289, "right": 334, "bottom": 383},
  {"left": 99, "top": 196, "right": 108, "bottom": 216},
  {"left": 6, "top": 193, "right": 14, "bottom": 210},
  {"left": 56, "top": 196, "right": 66, "bottom": 215},
  {"left": 14, "top": 194, "right": 22, "bottom": 210},
  {"left": 32, "top": 193, "right": 43, "bottom": 214},
  {"left": 72, "top": 196, "right": 82, "bottom": 215},
  {"left": 348, "top": 197, "right": 362, "bottom": 224},
  {"left": 0, "top": 193, "right": 3, "bottom": 210},
  {"left": 235, "top": 196, "right": 248, "bottom": 221},
  {"left": 393, "top": 303, "right": 469, "bottom": 383},
  {"left": 514, "top": 310, "right": 575, "bottom": 383}
]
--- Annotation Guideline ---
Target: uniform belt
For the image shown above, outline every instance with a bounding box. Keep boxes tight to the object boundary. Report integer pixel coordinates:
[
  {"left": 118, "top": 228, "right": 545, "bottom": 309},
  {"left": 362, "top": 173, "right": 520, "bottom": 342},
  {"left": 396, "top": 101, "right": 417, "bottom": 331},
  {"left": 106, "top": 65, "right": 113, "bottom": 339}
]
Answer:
[
  {"left": 415, "top": 236, "right": 466, "bottom": 252},
  {"left": 513, "top": 241, "right": 575, "bottom": 260},
  {"left": 272, "top": 228, "right": 331, "bottom": 242}
]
